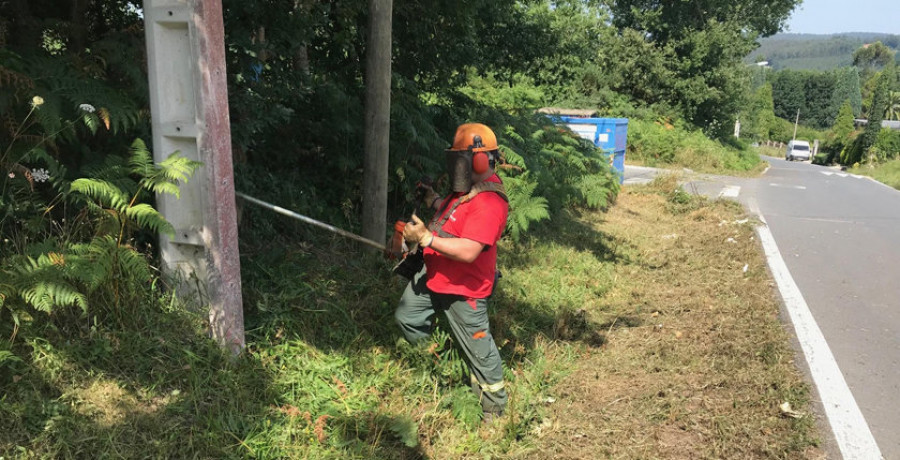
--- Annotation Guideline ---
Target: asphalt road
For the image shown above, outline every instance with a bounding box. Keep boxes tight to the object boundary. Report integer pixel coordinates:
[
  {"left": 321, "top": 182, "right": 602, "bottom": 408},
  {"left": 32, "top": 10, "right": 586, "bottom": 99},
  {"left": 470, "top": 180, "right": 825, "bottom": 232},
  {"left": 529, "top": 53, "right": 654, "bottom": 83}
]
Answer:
[{"left": 625, "top": 159, "right": 900, "bottom": 459}]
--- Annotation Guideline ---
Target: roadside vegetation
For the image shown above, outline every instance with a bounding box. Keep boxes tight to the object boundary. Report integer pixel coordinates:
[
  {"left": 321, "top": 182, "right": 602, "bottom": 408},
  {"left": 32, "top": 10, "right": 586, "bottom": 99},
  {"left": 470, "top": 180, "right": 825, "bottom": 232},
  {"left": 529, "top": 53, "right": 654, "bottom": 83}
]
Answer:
[
  {"left": 2, "top": 176, "right": 823, "bottom": 458},
  {"left": 626, "top": 119, "right": 765, "bottom": 175},
  {"left": 0, "top": 0, "right": 847, "bottom": 457},
  {"left": 849, "top": 159, "right": 900, "bottom": 189}
]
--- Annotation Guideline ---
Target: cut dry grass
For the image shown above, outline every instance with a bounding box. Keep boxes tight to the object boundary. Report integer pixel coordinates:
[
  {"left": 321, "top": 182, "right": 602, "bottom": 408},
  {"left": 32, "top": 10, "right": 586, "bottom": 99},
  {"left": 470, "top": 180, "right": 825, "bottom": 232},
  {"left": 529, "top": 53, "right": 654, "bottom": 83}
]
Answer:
[{"left": 513, "top": 179, "right": 823, "bottom": 459}]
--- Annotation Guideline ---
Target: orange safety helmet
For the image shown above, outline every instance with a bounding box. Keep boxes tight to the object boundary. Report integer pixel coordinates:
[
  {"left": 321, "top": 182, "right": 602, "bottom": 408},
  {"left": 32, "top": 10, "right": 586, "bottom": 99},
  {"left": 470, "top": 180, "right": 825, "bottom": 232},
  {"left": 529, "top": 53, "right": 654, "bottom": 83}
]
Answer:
[{"left": 447, "top": 123, "right": 499, "bottom": 174}]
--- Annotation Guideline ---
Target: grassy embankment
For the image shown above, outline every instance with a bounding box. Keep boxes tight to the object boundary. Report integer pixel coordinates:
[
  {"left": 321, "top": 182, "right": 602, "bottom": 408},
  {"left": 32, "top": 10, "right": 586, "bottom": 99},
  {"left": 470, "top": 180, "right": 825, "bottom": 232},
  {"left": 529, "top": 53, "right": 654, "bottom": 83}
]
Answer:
[
  {"left": 625, "top": 119, "right": 768, "bottom": 176},
  {"left": 849, "top": 159, "right": 900, "bottom": 190},
  {"left": 2, "top": 166, "right": 823, "bottom": 458}
]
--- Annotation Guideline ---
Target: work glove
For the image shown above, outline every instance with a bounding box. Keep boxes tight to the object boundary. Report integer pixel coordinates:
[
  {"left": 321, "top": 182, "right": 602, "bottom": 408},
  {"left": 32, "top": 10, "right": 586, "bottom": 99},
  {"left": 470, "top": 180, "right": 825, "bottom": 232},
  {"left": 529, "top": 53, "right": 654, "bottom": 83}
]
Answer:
[{"left": 402, "top": 214, "right": 434, "bottom": 248}]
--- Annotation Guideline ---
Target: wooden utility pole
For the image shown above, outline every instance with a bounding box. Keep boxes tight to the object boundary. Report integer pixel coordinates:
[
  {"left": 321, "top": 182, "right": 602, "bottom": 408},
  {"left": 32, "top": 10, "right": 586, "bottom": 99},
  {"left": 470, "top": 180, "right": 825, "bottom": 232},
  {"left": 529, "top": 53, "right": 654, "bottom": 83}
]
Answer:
[
  {"left": 145, "top": 0, "right": 244, "bottom": 355},
  {"left": 361, "top": 0, "right": 393, "bottom": 246}
]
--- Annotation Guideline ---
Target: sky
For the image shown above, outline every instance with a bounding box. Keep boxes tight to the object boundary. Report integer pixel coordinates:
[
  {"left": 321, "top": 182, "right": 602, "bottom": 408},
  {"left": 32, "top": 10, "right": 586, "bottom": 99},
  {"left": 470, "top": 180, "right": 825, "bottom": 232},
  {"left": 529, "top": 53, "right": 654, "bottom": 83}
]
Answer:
[{"left": 785, "top": 0, "right": 900, "bottom": 35}]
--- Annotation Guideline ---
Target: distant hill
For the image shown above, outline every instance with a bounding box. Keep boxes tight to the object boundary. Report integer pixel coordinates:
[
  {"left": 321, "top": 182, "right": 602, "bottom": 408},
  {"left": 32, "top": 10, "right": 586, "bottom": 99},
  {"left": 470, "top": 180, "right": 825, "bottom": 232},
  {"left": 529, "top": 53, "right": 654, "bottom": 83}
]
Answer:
[{"left": 745, "top": 33, "right": 900, "bottom": 71}]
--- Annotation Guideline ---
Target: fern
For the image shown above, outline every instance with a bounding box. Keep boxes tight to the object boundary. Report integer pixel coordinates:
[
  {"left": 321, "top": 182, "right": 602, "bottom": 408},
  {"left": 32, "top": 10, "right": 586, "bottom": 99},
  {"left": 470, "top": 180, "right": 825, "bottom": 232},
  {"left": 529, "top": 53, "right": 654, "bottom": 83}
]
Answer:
[
  {"left": 19, "top": 280, "right": 88, "bottom": 313},
  {"left": 71, "top": 178, "right": 130, "bottom": 211},
  {"left": 499, "top": 143, "right": 527, "bottom": 168},
  {"left": 576, "top": 173, "right": 618, "bottom": 210},
  {"left": 113, "top": 242, "right": 152, "bottom": 283},
  {"left": 69, "top": 239, "right": 116, "bottom": 290},
  {"left": 124, "top": 203, "right": 174, "bottom": 237},
  {"left": 502, "top": 175, "right": 550, "bottom": 242},
  {"left": 11, "top": 255, "right": 89, "bottom": 313},
  {"left": 142, "top": 152, "right": 201, "bottom": 197},
  {"left": 23, "top": 53, "right": 145, "bottom": 135},
  {"left": 71, "top": 140, "right": 198, "bottom": 243},
  {"left": 388, "top": 416, "right": 419, "bottom": 447},
  {"left": 429, "top": 328, "right": 470, "bottom": 383},
  {"left": 503, "top": 125, "right": 525, "bottom": 144},
  {"left": 2, "top": 138, "right": 196, "bottom": 320}
]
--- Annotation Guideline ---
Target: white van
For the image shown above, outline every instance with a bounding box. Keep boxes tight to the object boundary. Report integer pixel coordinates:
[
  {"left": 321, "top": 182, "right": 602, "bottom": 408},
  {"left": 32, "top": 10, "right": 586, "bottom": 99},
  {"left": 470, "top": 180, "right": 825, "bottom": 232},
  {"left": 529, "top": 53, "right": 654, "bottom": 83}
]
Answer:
[{"left": 785, "top": 140, "right": 811, "bottom": 161}]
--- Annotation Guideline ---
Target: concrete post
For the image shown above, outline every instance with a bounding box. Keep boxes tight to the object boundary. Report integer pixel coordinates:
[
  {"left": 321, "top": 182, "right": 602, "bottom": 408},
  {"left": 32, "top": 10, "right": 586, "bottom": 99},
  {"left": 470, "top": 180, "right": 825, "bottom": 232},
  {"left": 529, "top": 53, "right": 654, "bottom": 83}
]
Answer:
[{"left": 144, "top": 0, "right": 245, "bottom": 354}]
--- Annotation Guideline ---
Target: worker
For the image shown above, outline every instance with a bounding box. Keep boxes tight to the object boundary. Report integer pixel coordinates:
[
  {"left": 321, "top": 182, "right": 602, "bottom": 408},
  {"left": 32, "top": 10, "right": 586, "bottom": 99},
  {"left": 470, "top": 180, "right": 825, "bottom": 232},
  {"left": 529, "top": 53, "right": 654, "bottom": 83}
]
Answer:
[{"left": 396, "top": 122, "right": 510, "bottom": 424}]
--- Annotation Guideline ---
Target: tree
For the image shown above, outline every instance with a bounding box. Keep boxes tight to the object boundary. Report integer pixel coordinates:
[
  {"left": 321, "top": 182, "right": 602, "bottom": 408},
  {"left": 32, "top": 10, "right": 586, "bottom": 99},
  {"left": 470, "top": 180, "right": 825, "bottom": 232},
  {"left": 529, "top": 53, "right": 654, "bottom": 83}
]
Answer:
[
  {"left": 832, "top": 100, "right": 855, "bottom": 142},
  {"left": 828, "top": 67, "right": 862, "bottom": 122},
  {"left": 860, "top": 65, "right": 895, "bottom": 161},
  {"left": 853, "top": 42, "right": 896, "bottom": 75},
  {"left": 771, "top": 70, "right": 807, "bottom": 121},
  {"left": 520, "top": 1, "right": 613, "bottom": 99},
  {"left": 803, "top": 71, "right": 836, "bottom": 128},
  {"left": 610, "top": 0, "right": 800, "bottom": 42},
  {"left": 829, "top": 99, "right": 856, "bottom": 164},
  {"left": 604, "top": 0, "right": 800, "bottom": 138},
  {"left": 743, "top": 83, "right": 777, "bottom": 140}
]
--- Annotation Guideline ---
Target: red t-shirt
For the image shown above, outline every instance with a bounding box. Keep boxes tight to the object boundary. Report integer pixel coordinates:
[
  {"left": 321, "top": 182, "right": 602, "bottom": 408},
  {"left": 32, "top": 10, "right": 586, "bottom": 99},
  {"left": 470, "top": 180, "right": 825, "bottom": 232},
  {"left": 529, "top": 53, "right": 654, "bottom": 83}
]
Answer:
[{"left": 423, "top": 175, "right": 508, "bottom": 298}]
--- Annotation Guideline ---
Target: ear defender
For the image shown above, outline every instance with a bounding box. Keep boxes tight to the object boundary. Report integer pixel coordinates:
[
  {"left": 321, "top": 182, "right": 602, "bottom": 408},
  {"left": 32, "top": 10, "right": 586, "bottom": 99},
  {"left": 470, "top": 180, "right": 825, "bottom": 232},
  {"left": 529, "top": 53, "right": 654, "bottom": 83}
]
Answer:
[
  {"left": 470, "top": 134, "right": 489, "bottom": 174},
  {"left": 472, "top": 151, "right": 489, "bottom": 174}
]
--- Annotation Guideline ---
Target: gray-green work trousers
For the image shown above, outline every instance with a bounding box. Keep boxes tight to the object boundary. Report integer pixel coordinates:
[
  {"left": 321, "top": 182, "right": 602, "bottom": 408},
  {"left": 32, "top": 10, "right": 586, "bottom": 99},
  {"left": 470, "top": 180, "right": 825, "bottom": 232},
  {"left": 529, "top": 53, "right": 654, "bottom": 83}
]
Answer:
[{"left": 394, "top": 267, "right": 507, "bottom": 414}]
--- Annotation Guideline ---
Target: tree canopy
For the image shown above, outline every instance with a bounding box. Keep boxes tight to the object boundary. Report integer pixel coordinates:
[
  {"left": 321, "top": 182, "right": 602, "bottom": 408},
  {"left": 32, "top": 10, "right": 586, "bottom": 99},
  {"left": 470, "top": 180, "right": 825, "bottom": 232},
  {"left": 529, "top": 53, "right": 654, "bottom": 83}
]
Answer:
[
  {"left": 853, "top": 41, "right": 896, "bottom": 73},
  {"left": 1, "top": 0, "right": 812, "bottom": 230}
]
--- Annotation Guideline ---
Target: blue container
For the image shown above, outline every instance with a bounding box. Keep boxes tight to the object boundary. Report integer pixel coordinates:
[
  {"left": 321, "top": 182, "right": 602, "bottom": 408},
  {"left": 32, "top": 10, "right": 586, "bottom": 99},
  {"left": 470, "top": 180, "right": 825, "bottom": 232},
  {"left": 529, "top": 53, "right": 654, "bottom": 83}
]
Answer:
[{"left": 554, "top": 116, "right": 628, "bottom": 184}]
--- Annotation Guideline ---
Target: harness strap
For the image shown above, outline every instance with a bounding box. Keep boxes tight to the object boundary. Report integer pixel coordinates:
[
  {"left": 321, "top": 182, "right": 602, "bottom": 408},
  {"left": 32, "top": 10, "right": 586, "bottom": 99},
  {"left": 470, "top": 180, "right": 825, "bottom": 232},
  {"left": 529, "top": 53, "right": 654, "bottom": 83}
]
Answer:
[{"left": 428, "top": 181, "right": 507, "bottom": 238}]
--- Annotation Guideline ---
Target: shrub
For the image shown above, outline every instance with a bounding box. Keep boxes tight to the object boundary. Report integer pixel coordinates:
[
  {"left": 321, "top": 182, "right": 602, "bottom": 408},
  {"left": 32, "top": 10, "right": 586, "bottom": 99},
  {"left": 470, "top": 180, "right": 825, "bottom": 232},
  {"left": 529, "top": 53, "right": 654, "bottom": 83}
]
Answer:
[
  {"left": 2, "top": 134, "right": 198, "bottom": 348},
  {"left": 626, "top": 118, "right": 762, "bottom": 173},
  {"left": 874, "top": 128, "right": 900, "bottom": 160}
]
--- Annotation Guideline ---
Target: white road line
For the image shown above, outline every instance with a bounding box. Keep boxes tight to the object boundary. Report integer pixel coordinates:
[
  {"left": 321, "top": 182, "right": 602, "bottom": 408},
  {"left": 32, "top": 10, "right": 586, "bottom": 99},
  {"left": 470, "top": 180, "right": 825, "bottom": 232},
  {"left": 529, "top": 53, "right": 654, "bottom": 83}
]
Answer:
[
  {"left": 821, "top": 171, "right": 835, "bottom": 176},
  {"left": 750, "top": 202, "right": 882, "bottom": 460},
  {"left": 769, "top": 183, "right": 807, "bottom": 190},
  {"left": 718, "top": 185, "right": 741, "bottom": 198}
]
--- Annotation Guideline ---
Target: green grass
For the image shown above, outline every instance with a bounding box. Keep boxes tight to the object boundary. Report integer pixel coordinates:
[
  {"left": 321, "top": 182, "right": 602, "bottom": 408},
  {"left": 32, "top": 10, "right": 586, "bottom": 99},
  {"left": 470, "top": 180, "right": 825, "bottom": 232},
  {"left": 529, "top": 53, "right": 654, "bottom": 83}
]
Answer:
[
  {"left": 850, "top": 159, "right": 900, "bottom": 190},
  {"left": 1, "top": 180, "right": 822, "bottom": 458},
  {"left": 1, "top": 221, "right": 581, "bottom": 458}
]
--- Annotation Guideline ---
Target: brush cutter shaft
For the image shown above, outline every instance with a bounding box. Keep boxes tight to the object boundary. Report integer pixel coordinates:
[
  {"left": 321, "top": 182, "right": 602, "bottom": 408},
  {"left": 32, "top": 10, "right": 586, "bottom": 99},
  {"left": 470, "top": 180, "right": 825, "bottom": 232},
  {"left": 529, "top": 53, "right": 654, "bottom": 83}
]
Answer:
[{"left": 235, "top": 192, "right": 387, "bottom": 252}]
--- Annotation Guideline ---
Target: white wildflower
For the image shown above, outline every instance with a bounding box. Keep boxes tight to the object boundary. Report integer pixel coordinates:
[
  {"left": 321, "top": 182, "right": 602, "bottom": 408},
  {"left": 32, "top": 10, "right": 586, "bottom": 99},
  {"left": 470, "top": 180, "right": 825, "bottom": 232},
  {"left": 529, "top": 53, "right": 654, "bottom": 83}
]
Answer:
[
  {"left": 31, "top": 96, "right": 44, "bottom": 107},
  {"left": 7, "top": 172, "right": 14, "bottom": 179},
  {"left": 32, "top": 168, "right": 50, "bottom": 183},
  {"left": 79, "top": 103, "right": 96, "bottom": 113}
]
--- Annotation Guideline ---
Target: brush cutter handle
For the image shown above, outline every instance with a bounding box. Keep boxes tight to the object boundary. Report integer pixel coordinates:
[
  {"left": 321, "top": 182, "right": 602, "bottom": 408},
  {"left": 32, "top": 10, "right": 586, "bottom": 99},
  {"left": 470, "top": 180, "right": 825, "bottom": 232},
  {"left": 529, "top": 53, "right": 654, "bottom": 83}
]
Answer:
[{"left": 415, "top": 176, "right": 439, "bottom": 210}]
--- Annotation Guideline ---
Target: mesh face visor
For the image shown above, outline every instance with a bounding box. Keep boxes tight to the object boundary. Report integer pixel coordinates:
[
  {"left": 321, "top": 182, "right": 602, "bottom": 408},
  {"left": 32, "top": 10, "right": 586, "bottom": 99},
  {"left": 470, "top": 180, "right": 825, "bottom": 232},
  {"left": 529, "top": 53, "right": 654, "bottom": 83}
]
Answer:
[{"left": 446, "top": 150, "right": 474, "bottom": 193}]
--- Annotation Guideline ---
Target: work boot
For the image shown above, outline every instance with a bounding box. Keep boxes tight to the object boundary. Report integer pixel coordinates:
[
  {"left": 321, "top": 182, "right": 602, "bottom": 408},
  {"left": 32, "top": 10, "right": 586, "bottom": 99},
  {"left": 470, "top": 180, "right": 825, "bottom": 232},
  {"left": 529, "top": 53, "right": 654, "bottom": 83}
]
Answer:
[{"left": 482, "top": 410, "right": 503, "bottom": 425}]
